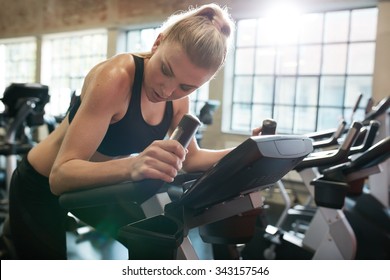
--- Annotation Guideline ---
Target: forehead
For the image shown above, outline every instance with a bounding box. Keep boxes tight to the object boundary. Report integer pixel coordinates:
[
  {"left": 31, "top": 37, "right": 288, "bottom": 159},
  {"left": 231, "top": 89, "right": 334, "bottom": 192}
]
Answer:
[{"left": 159, "top": 42, "right": 215, "bottom": 86}]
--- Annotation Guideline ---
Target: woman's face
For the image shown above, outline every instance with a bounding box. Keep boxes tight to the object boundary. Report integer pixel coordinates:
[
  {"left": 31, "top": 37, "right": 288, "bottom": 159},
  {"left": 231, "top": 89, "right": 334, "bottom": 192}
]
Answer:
[{"left": 143, "top": 37, "right": 215, "bottom": 103}]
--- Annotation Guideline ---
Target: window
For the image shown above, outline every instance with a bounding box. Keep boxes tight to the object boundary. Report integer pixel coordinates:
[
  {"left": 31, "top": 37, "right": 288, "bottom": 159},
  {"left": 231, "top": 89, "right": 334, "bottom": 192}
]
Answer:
[
  {"left": 0, "top": 38, "right": 37, "bottom": 96},
  {"left": 226, "top": 7, "right": 378, "bottom": 134},
  {"left": 41, "top": 30, "right": 107, "bottom": 117},
  {"left": 126, "top": 28, "right": 210, "bottom": 118}
]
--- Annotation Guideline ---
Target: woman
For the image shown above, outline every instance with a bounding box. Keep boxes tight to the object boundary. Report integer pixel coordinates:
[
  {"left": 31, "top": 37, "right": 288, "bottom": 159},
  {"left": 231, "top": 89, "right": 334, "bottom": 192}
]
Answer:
[{"left": 1, "top": 4, "right": 257, "bottom": 259}]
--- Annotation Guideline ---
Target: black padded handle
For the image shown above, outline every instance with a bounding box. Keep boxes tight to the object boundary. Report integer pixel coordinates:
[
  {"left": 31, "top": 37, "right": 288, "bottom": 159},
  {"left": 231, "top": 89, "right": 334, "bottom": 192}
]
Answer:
[
  {"left": 363, "top": 96, "right": 390, "bottom": 125},
  {"left": 348, "top": 136, "right": 390, "bottom": 171},
  {"left": 296, "top": 122, "right": 363, "bottom": 170},
  {"left": 170, "top": 114, "right": 201, "bottom": 148},
  {"left": 352, "top": 93, "right": 363, "bottom": 113},
  {"left": 261, "top": 119, "right": 277, "bottom": 135}
]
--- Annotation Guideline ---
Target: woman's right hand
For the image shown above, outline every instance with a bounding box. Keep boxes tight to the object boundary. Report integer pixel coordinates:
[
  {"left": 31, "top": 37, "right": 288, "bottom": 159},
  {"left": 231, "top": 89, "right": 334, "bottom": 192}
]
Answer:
[{"left": 129, "top": 139, "right": 187, "bottom": 183}]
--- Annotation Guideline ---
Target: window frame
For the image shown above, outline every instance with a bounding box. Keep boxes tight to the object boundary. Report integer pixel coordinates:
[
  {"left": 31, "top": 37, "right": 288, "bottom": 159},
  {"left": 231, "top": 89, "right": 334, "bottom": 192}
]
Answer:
[{"left": 223, "top": 7, "right": 378, "bottom": 134}]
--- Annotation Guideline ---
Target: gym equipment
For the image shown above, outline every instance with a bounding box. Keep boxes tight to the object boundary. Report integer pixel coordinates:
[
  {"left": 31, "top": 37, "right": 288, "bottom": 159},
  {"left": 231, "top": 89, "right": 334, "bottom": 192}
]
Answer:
[
  {"left": 60, "top": 127, "right": 313, "bottom": 259},
  {"left": 306, "top": 96, "right": 389, "bottom": 142},
  {"left": 255, "top": 95, "right": 389, "bottom": 260},
  {"left": 313, "top": 136, "right": 390, "bottom": 259},
  {"left": 195, "top": 100, "right": 220, "bottom": 147},
  {"left": 204, "top": 118, "right": 277, "bottom": 260},
  {"left": 257, "top": 120, "right": 379, "bottom": 258},
  {"left": 251, "top": 117, "right": 389, "bottom": 260},
  {"left": 169, "top": 114, "right": 201, "bottom": 148},
  {"left": 261, "top": 122, "right": 364, "bottom": 259},
  {"left": 0, "top": 83, "right": 50, "bottom": 217}
]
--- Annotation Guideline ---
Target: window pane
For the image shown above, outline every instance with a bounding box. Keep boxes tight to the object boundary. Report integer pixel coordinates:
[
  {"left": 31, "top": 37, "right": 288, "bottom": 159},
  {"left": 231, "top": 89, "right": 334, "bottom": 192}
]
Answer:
[
  {"left": 275, "top": 77, "right": 296, "bottom": 105},
  {"left": 257, "top": 18, "right": 276, "bottom": 46},
  {"left": 276, "top": 19, "right": 299, "bottom": 46},
  {"left": 49, "top": 88, "right": 73, "bottom": 117},
  {"left": 298, "top": 45, "right": 321, "bottom": 74},
  {"left": 345, "top": 107, "right": 365, "bottom": 123},
  {"left": 233, "top": 76, "right": 253, "bottom": 103},
  {"left": 229, "top": 7, "right": 376, "bottom": 134},
  {"left": 235, "top": 48, "right": 255, "bottom": 74},
  {"left": 193, "top": 83, "right": 209, "bottom": 101},
  {"left": 350, "top": 8, "right": 378, "bottom": 41},
  {"left": 345, "top": 76, "right": 372, "bottom": 107},
  {"left": 127, "top": 28, "right": 159, "bottom": 52},
  {"left": 140, "top": 28, "right": 159, "bottom": 50},
  {"left": 255, "top": 47, "right": 276, "bottom": 74},
  {"left": 318, "top": 107, "right": 344, "bottom": 130},
  {"left": 347, "top": 42, "right": 375, "bottom": 74},
  {"left": 252, "top": 104, "right": 273, "bottom": 128},
  {"left": 237, "top": 19, "right": 257, "bottom": 47},
  {"left": 42, "top": 31, "right": 107, "bottom": 116},
  {"left": 127, "top": 31, "right": 141, "bottom": 52},
  {"left": 253, "top": 77, "right": 274, "bottom": 103},
  {"left": 319, "top": 76, "right": 345, "bottom": 107},
  {"left": 232, "top": 104, "right": 251, "bottom": 131},
  {"left": 324, "top": 11, "right": 350, "bottom": 43},
  {"left": 189, "top": 83, "right": 210, "bottom": 116},
  {"left": 0, "top": 39, "right": 36, "bottom": 93},
  {"left": 276, "top": 46, "right": 298, "bottom": 75},
  {"left": 274, "top": 105, "right": 294, "bottom": 133},
  {"left": 322, "top": 44, "right": 347, "bottom": 74},
  {"left": 299, "top": 13, "right": 324, "bottom": 44},
  {"left": 294, "top": 106, "right": 317, "bottom": 133},
  {"left": 296, "top": 77, "right": 319, "bottom": 106}
]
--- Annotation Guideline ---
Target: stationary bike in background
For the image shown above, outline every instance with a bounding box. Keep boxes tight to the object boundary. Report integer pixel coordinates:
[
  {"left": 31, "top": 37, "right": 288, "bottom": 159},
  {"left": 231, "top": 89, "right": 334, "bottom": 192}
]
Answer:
[
  {"left": 243, "top": 95, "right": 390, "bottom": 260},
  {"left": 0, "top": 83, "right": 50, "bottom": 220}
]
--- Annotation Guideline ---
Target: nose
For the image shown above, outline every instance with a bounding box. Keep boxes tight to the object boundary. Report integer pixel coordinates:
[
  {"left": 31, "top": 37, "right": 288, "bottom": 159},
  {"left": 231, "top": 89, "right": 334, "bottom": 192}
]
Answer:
[{"left": 161, "top": 80, "right": 176, "bottom": 98}]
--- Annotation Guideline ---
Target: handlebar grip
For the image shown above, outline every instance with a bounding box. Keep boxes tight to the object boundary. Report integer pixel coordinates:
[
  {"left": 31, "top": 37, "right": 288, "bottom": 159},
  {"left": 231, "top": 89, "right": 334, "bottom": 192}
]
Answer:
[
  {"left": 261, "top": 118, "right": 277, "bottom": 135},
  {"left": 352, "top": 93, "right": 363, "bottom": 113},
  {"left": 170, "top": 114, "right": 201, "bottom": 148}
]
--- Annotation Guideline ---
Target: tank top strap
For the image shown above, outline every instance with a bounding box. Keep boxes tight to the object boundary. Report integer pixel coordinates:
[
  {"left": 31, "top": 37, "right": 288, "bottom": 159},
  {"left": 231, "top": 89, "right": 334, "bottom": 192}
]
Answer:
[{"left": 132, "top": 55, "right": 144, "bottom": 98}]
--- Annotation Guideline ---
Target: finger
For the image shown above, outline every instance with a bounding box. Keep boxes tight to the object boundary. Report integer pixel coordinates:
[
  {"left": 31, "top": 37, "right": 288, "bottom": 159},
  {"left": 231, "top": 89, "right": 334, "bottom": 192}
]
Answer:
[
  {"left": 137, "top": 159, "right": 179, "bottom": 182},
  {"left": 252, "top": 127, "right": 262, "bottom": 136}
]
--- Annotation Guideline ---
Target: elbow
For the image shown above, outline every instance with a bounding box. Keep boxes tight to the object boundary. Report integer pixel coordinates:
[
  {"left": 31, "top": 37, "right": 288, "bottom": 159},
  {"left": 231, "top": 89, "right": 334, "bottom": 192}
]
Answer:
[
  {"left": 182, "top": 158, "right": 204, "bottom": 173},
  {"left": 49, "top": 168, "right": 64, "bottom": 196}
]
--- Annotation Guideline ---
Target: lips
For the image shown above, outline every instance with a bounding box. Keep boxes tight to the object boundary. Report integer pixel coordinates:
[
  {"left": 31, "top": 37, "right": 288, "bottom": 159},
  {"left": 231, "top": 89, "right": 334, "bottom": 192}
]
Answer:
[
  {"left": 151, "top": 89, "right": 164, "bottom": 102},
  {"left": 153, "top": 89, "right": 169, "bottom": 102}
]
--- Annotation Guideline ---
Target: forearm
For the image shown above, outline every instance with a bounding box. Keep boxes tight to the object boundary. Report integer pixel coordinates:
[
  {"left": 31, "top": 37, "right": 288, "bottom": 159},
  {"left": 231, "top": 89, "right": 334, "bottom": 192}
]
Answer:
[
  {"left": 49, "top": 157, "right": 133, "bottom": 195},
  {"left": 50, "top": 139, "right": 187, "bottom": 195},
  {"left": 182, "top": 147, "right": 233, "bottom": 172}
]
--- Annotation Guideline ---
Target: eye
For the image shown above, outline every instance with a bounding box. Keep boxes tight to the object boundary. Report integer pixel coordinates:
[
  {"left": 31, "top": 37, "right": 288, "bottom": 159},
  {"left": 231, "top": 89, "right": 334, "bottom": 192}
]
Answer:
[
  {"left": 180, "top": 85, "right": 195, "bottom": 92},
  {"left": 161, "top": 63, "right": 171, "bottom": 76}
]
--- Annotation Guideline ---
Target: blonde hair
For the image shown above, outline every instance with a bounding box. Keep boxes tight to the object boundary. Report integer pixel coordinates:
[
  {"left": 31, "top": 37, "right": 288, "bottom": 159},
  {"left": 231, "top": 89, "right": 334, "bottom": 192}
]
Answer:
[{"left": 159, "top": 4, "right": 235, "bottom": 72}]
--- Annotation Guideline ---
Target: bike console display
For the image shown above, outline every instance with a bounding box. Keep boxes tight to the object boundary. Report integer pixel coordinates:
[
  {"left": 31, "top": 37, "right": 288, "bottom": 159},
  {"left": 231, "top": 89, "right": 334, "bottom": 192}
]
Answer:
[{"left": 179, "top": 135, "right": 313, "bottom": 210}]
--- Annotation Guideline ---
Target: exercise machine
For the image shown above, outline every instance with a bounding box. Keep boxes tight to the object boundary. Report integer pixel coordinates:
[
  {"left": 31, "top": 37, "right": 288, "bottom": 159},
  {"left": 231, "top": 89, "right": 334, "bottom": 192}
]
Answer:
[
  {"left": 246, "top": 121, "right": 389, "bottom": 259},
  {"left": 195, "top": 100, "right": 220, "bottom": 147},
  {"left": 59, "top": 115, "right": 313, "bottom": 259},
  {"left": 0, "top": 83, "right": 50, "bottom": 218}
]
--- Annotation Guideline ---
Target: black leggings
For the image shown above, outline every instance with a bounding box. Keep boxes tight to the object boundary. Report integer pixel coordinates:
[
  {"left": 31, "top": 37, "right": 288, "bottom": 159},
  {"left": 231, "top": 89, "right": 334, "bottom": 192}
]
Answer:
[{"left": 6, "top": 156, "right": 68, "bottom": 259}]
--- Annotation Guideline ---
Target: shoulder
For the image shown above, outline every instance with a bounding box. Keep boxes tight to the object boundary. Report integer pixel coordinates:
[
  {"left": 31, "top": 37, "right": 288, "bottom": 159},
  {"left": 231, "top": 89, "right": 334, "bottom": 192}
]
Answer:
[
  {"left": 83, "top": 54, "right": 135, "bottom": 98},
  {"left": 95, "top": 53, "right": 135, "bottom": 83},
  {"left": 79, "top": 54, "right": 137, "bottom": 119}
]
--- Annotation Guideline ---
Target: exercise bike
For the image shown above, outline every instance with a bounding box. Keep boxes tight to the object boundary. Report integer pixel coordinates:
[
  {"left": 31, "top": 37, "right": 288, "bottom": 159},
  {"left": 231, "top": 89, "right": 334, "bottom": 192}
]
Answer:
[{"left": 59, "top": 115, "right": 313, "bottom": 259}]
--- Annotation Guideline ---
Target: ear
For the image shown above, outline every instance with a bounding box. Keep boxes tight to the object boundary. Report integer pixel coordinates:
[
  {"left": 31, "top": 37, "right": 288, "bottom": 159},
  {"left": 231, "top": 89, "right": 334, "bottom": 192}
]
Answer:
[{"left": 151, "top": 33, "right": 164, "bottom": 53}]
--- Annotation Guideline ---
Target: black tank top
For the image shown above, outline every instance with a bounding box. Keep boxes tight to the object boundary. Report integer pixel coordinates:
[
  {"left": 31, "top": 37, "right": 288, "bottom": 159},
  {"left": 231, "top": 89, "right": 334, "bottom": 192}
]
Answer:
[{"left": 68, "top": 55, "right": 173, "bottom": 157}]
